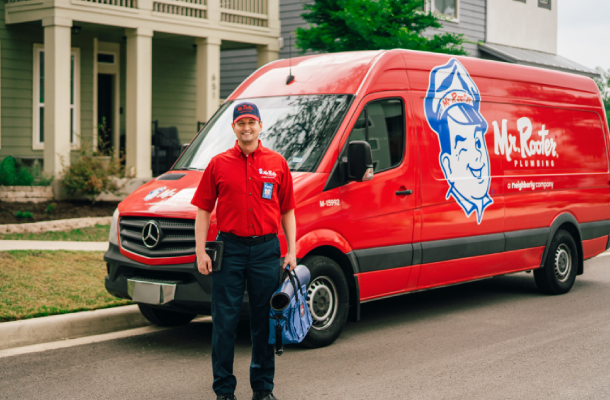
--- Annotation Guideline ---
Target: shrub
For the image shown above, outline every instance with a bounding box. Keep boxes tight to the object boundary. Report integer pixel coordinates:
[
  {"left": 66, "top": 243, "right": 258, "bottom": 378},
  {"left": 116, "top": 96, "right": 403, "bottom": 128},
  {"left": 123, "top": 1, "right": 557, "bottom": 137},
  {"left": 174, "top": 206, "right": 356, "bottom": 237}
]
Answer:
[
  {"left": 45, "top": 203, "right": 57, "bottom": 214},
  {"left": 15, "top": 211, "right": 34, "bottom": 219},
  {"left": 0, "top": 157, "right": 53, "bottom": 186},
  {"left": 62, "top": 148, "right": 125, "bottom": 203}
]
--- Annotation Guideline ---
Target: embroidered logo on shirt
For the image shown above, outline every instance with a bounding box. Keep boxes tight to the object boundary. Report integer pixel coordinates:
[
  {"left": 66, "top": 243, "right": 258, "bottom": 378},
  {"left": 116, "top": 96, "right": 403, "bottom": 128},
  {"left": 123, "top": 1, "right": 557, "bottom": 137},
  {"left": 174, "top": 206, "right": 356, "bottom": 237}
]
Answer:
[{"left": 258, "top": 168, "right": 277, "bottom": 178}]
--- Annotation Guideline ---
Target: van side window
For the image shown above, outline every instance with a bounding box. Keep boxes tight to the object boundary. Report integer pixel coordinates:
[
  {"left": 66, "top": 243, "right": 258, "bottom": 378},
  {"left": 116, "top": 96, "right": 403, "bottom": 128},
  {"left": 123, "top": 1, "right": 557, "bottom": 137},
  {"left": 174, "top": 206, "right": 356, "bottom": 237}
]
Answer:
[{"left": 348, "top": 98, "right": 405, "bottom": 172}]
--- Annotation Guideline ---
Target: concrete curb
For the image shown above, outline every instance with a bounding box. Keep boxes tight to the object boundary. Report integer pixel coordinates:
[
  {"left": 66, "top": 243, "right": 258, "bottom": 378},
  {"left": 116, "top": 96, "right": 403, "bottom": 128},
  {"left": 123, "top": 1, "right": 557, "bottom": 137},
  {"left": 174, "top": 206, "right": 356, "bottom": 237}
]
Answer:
[
  {"left": 0, "top": 216, "right": 112, "bottom": 234},
  {"left": 0, "top": 305, "right": 151, "bottom": 351}
]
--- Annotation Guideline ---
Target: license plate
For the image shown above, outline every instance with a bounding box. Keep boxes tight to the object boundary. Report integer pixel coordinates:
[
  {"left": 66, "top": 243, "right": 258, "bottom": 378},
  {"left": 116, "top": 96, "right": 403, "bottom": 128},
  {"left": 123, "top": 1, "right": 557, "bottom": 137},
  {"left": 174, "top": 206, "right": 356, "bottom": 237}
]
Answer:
[{"left": 127, "top": 278, "right": 177, "bottom": 305}]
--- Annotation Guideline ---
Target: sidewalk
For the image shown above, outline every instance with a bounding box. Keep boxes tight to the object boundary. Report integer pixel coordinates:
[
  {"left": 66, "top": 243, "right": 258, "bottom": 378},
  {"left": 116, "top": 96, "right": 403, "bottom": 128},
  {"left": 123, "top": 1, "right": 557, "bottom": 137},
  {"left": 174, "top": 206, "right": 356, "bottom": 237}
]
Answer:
[{"left": 0, "top": 240, "right": 108, "bottom": 251}]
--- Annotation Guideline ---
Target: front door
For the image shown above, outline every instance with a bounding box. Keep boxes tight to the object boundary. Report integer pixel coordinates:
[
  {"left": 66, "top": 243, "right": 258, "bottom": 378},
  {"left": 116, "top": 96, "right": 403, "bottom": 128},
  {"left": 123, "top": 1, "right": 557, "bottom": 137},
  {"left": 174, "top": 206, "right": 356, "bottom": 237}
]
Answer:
[{"left": 340, "top": 92, "right": 418, "bottom": 299}]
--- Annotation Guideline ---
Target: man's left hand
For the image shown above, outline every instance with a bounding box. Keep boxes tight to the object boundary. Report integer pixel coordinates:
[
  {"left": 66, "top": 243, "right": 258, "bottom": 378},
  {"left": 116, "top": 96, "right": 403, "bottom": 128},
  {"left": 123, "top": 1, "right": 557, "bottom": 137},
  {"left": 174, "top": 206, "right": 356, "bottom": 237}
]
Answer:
[{"left": 282, "top": 251, "right": 297, "bottom": 271}]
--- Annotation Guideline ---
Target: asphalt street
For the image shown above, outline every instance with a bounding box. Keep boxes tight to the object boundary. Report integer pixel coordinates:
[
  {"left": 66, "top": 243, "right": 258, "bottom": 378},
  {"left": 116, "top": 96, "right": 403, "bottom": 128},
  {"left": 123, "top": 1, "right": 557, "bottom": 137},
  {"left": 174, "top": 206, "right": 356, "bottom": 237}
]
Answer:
[{"left": 2, "top": 256, "right": 610, "bottom": 400}]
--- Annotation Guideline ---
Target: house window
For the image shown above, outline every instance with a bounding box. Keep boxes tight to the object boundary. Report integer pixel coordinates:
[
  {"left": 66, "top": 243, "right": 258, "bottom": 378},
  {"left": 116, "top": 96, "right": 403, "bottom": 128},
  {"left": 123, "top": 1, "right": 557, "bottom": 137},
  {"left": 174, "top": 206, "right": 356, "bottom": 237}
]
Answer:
[
  {"left": 33, "top": 44, "right": 80, "bottom": 150},
  {"left": 538, "top": 0, "right": 551, "bottom": 10},
  {"left": 97, "top": 53, "right": 115, "bottom": 64},
  {"left": 432, "top": 0, "right": 458, "bottom": 20}
]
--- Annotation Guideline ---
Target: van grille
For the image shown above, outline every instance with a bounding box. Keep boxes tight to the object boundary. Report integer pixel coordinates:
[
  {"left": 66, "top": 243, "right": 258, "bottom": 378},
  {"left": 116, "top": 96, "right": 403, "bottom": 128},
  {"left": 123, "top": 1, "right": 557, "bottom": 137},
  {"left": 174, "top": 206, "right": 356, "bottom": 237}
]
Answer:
[{"left": 119, "top": 216, "right": 195, "bottom": 258}]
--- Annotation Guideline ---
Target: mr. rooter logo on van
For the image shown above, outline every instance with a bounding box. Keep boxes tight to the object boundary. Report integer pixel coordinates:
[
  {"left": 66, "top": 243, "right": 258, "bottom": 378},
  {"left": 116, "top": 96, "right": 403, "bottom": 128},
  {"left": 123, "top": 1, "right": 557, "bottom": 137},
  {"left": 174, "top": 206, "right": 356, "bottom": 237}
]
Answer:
[
  {"left": 424, "top": 58, "right": 562, "bottom": 224},
  {"left": 424, "top": 58, "right": 493, "bottom": 225}
]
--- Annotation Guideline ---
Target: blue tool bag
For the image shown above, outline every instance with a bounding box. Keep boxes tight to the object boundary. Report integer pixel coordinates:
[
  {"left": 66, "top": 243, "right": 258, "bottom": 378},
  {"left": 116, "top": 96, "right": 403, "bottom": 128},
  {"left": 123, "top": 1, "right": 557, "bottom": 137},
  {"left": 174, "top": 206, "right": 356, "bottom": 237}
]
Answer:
[{"left": 268, "top": 266, "right": 313, "bottom": 355}]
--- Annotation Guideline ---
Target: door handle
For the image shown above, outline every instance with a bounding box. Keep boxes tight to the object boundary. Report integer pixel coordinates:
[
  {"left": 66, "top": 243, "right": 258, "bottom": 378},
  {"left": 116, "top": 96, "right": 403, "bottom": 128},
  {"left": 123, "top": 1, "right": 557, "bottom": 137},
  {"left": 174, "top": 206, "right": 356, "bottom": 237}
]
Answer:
[{"left": 396, "top": 189, "right": 413, "bottom": 195}]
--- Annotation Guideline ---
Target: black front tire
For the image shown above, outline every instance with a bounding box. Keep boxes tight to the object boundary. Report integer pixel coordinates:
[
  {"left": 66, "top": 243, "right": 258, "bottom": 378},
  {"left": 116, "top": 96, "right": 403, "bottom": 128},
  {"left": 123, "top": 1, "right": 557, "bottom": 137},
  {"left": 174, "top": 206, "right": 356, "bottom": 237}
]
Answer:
[
  {"left": 138, "top": 304, "right": 197, "bottom": 326},
  {"left": 300, "top": 255, "right": 349, "bottom": 348},
  {"left": 534, "top": 229, "right": 578, "bottom": 295}
]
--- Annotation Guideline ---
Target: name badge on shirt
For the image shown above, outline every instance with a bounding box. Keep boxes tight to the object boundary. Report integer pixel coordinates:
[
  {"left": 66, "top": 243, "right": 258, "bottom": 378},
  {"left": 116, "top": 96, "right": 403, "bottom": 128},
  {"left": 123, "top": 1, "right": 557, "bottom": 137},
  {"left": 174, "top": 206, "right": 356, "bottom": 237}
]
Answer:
[{"left": 262, "top": 182, "right": 274, "bottom": 200}]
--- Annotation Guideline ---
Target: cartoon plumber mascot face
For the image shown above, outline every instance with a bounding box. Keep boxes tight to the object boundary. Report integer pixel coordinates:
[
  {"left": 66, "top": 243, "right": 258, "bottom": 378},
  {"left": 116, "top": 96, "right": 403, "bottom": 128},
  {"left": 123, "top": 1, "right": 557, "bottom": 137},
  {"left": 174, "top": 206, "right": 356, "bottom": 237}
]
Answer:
[{"left": 424, "top": 58, "right": 493, "bottom": 224}]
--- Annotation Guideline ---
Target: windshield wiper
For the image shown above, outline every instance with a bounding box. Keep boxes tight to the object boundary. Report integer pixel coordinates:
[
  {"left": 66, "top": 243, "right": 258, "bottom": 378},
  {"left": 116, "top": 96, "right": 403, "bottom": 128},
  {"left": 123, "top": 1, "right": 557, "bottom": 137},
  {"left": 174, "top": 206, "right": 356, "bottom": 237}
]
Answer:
[{"left": 179, "top": 167, "right": 203, "bottom": 171}]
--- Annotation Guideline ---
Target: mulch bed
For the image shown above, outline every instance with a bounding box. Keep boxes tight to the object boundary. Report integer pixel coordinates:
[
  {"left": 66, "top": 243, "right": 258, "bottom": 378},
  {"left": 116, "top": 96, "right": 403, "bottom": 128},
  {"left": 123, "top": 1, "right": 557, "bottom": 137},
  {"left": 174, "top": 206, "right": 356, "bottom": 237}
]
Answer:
[{"left": 0, "top": 200, "right": 120, "bottom": 225}]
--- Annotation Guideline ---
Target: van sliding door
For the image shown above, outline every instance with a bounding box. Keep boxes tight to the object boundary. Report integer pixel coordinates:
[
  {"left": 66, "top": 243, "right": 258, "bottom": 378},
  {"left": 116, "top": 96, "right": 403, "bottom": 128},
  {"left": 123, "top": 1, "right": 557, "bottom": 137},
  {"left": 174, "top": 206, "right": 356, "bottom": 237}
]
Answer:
[{"left": 339, "top": 92, "right": 419, "bottom": 301}]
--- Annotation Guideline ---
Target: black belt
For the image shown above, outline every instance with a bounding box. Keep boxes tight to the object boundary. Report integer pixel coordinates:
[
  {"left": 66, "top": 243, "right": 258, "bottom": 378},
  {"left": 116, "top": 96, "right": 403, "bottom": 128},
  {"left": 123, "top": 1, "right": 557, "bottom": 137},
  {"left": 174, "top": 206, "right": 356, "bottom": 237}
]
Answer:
[{"left": 219, "top": 231, "right": 277, "bottom": 246}]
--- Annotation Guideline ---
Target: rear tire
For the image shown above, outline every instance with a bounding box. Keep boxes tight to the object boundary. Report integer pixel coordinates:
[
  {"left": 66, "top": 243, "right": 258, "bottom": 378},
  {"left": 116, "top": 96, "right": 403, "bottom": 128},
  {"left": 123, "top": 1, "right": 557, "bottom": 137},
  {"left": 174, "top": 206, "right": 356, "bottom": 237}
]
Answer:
[
  {"left": 534, "top": 229, "right": 578, "bottom": 295},
  {"left": 300, "top": 255, "right": 349, "bottom": 348},
  {"left": 138, "top": 304, "right": 197, "bottom": 326}
]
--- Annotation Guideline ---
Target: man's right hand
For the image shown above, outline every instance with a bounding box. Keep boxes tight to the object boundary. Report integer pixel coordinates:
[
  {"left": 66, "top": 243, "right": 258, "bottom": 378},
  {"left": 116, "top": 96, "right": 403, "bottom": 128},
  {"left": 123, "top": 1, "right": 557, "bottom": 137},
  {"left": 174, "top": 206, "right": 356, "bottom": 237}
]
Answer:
[{"left": 197, "top": 251, "right": 213, "bottom": 275}]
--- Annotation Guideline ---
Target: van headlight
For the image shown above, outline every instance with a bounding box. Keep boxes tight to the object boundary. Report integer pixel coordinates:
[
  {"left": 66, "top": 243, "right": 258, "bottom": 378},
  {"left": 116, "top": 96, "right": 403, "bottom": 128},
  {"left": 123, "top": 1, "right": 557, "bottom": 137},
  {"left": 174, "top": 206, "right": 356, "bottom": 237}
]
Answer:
[{"left": 109, "top": 208, "right": 120, "bottom": 246}]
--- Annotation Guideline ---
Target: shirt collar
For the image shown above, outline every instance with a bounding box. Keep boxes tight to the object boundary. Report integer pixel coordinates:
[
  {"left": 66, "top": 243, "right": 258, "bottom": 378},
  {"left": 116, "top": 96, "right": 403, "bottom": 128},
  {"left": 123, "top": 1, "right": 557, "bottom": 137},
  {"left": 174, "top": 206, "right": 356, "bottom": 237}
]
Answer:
[{"left": 233, "top": 140, "right": 264, "bottom": 159}]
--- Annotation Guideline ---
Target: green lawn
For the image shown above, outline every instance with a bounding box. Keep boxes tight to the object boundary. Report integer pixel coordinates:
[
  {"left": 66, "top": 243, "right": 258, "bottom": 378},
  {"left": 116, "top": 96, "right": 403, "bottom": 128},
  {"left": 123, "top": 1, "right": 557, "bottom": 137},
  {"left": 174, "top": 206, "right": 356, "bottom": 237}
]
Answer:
[
  {"left": 0, "top": 250, "right": 131, "bottom": 322},
  {"left": 0, "top": 224, "right": 110, "bottom": 242}
]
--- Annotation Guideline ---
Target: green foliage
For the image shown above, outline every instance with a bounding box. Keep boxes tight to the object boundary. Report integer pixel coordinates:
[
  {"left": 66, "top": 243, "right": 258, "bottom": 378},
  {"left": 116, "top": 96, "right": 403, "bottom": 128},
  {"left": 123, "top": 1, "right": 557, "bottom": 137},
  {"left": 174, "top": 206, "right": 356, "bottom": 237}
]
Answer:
[
  {"left": 14, "top": 211, "right": 34, "bottom": 219},
  {"left": 45, "top": 203, "right": 57, "bottom": 214},
  {"left": 97, "top": 117, "right": 114, "bottom": 156},
  {"left": 0, "top": 157, "right": 53, "bottom": 186},
  {"left": 594, "top": 67, "right": 610, "bottom": 127},
  {"left": 62, "top": 146, "right": 125, "bottom": 203},
  {"left": 295, "top": 0, "right": 467, "bottom": 55}
]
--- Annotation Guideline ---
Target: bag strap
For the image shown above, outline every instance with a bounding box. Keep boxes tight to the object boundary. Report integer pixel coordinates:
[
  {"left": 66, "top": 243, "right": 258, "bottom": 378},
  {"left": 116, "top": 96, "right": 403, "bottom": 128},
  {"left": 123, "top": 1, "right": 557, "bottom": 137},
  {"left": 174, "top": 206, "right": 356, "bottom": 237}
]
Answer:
[
  {"left": 275, "top": 323, "right": 284, "bottom": 356},
  {"left": 291, "top": 270, "right": 307, "bottom": 301},
  {"left": 285, "top": 270, "right": 299, "bottom": 302},
  {"left": 282, "top": 268, "right": 306, "bottom": 303}
]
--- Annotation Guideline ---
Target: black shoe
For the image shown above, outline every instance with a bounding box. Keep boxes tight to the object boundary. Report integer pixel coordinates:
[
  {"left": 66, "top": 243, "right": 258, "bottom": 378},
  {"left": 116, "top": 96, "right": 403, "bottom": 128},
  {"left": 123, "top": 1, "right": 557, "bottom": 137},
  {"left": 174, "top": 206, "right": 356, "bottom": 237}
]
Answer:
[
  {"left": 217, "top": 394, "right": 236, "bottom": 400},
  {"left": 252, "top": 391, "right": 277, "bottom": 400}
]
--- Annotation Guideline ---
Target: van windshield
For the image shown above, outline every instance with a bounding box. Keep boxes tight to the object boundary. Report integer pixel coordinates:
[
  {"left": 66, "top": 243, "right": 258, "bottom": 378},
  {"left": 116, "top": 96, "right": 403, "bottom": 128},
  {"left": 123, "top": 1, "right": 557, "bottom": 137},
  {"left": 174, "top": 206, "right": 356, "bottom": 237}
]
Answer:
[{"left": 173, "top": 95, "right": 352, "bottom": 173}]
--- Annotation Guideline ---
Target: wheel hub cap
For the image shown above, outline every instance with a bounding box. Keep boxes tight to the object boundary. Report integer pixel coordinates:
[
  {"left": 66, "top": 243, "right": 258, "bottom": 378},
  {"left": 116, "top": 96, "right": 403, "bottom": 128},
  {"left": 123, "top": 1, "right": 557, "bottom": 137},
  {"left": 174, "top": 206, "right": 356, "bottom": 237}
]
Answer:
[
  {"left": 554, "top": 244, "right": 571, "bottom": 282},
  {"left": 306, "top": 276, "right": 338, "bottom": 330}
]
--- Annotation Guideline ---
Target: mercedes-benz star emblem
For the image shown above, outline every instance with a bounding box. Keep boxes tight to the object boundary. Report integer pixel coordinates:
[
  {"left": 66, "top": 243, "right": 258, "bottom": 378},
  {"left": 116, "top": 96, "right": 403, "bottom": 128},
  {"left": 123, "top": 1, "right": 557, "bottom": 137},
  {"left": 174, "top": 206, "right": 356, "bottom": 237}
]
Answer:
[{"left": 142, "top": 220, "right": 162, "bottom": 249}]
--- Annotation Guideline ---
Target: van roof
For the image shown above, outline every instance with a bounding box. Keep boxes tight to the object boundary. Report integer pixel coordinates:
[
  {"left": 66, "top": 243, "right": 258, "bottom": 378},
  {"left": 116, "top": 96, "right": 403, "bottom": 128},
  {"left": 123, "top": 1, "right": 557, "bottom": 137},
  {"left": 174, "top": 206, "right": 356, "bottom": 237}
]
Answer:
[{"left": 228, "top": 49, "right": 600, "bottom": 102}]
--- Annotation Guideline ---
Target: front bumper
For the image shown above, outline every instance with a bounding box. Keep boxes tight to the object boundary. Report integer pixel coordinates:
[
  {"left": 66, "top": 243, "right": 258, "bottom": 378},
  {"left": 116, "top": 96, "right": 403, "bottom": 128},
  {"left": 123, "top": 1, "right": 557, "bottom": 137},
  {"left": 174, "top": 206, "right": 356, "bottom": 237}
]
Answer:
[{"left": 104, "top": 243, "right": 236, "bottom": 315}]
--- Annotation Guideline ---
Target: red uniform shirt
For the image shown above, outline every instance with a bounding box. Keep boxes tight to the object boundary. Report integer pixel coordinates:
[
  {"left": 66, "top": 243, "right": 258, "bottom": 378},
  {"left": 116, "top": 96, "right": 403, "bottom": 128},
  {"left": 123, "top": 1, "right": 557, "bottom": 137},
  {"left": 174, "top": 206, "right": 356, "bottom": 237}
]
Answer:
[{"left": 191, "top": 140, "right": 295, "bottom": 237}]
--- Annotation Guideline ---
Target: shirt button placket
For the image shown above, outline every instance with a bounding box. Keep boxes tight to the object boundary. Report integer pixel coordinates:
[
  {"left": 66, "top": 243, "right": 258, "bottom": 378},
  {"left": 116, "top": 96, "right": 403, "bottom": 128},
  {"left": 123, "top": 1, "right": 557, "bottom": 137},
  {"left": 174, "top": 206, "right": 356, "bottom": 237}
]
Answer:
[
  {"left": 246, "top": 155, "right": 252, "bottom": 236},
  {"left": 250, "top": 156, "right": 256, "bottom": 236}
]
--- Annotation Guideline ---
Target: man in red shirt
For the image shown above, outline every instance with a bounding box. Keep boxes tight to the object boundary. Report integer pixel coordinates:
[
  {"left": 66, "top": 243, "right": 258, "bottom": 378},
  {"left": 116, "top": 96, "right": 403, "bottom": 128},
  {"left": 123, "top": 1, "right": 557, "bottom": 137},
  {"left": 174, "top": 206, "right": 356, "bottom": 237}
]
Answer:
[{"left": 191, "top": 102, "right": 296, "bottom": 400}]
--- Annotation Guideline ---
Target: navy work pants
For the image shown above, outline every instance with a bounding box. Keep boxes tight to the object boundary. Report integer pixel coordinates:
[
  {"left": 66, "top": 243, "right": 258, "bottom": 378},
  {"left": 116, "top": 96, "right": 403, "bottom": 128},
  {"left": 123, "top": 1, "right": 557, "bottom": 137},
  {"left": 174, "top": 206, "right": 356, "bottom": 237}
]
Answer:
[{"left": 211, "top": 234, "right": 280, "bottom": 395}]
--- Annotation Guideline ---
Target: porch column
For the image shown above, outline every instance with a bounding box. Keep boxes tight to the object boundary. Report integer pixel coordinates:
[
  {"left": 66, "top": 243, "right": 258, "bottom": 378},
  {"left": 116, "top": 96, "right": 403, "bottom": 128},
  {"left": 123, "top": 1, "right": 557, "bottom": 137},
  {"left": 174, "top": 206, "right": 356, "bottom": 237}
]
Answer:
[
  {"left": 42, "top": 17, "right": 72, "bottom": 177},
  {"left": 125, "top": 28, "right": 153, "bottom": 178},
  {"left": 256, "top": 43, "right": 279, "bottom": 68},
  {"left": 195, "top": 37, "right": 221, "bottom": 124}
]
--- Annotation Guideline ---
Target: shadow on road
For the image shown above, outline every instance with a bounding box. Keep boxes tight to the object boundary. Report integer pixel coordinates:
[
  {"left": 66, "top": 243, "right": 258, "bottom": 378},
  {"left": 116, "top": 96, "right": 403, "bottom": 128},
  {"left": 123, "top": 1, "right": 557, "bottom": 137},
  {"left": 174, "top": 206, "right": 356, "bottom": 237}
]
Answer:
[{"left": 113, "top": 270, "right": 602, "bottom": 353}]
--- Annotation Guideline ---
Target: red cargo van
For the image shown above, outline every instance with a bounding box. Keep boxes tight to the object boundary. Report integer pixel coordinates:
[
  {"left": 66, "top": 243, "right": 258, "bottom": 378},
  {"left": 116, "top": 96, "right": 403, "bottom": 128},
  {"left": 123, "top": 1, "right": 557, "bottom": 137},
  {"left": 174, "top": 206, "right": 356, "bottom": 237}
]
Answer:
[{"left": 105, "top": 50, "right": 610, "bottom": 348}]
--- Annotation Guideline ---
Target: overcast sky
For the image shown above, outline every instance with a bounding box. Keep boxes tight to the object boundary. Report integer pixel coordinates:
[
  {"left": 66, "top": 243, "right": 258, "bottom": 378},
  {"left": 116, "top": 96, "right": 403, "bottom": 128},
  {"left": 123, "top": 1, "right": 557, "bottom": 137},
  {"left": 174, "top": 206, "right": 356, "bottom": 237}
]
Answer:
[{"left": 558, "top": 0, "right": 610, "bottom": 72}]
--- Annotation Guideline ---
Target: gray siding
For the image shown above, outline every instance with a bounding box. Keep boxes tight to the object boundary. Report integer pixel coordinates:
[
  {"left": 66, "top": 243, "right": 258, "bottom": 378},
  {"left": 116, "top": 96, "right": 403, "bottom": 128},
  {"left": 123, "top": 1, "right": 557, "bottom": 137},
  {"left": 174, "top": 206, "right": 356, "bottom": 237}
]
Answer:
[
  {"left": 152, "top": 38, "right": 198, "bottom": 143},
  {"left": 0, "top": 6, "right": 97, "bottom": 161},
  {"left": 220, "top": 48, "right": 257, "bottom": 99},
  {"left": 219, "top": 0, "right": 314, "bottom": 99},
  {"left": 427, "top": 0, "right": 486, "bottom": 57},
  {"left": 219, "top": 0, "right": 486, "bottom": 98},
  {"left": 0, "top": 3, "right": 43, "bottom": 160},
  {"left": 279, "top": 0, "right": 314, "bottom": 59}
]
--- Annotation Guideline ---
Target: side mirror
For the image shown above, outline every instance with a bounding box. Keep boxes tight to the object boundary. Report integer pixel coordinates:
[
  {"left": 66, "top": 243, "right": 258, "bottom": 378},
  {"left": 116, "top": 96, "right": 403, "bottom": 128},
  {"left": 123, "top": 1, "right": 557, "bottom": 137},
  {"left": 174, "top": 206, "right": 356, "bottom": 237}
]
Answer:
[{"left": 347, "top": 141, "right": 374, "bottom": 182}]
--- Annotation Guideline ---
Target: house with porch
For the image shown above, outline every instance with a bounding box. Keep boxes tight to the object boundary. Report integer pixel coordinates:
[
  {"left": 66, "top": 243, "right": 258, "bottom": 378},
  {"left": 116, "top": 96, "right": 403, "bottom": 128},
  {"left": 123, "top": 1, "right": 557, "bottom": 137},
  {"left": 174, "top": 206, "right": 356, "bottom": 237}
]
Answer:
[
  {"left": 0, "top": 0, "right": 280, "bottom": 183},
  {"left": 0, "top": 0, "right": 599, "bottom": 190}
]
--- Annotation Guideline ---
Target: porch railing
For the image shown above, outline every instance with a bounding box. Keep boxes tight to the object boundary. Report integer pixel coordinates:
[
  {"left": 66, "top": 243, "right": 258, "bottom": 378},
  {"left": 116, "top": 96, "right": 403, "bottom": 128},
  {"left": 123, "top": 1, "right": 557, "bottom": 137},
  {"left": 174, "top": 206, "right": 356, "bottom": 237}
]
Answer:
[
  {"left": 7, "top": 0, "right": 274, "bottom": 28},
  {"left": 153, "top": 0, "right": 207, "bottom": 19},
  {"left": 220, "top": 0, "right": 268, "bottom": 27},
  {"left": 75, "top": 0, "right": 138, "bottom": 8}
]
